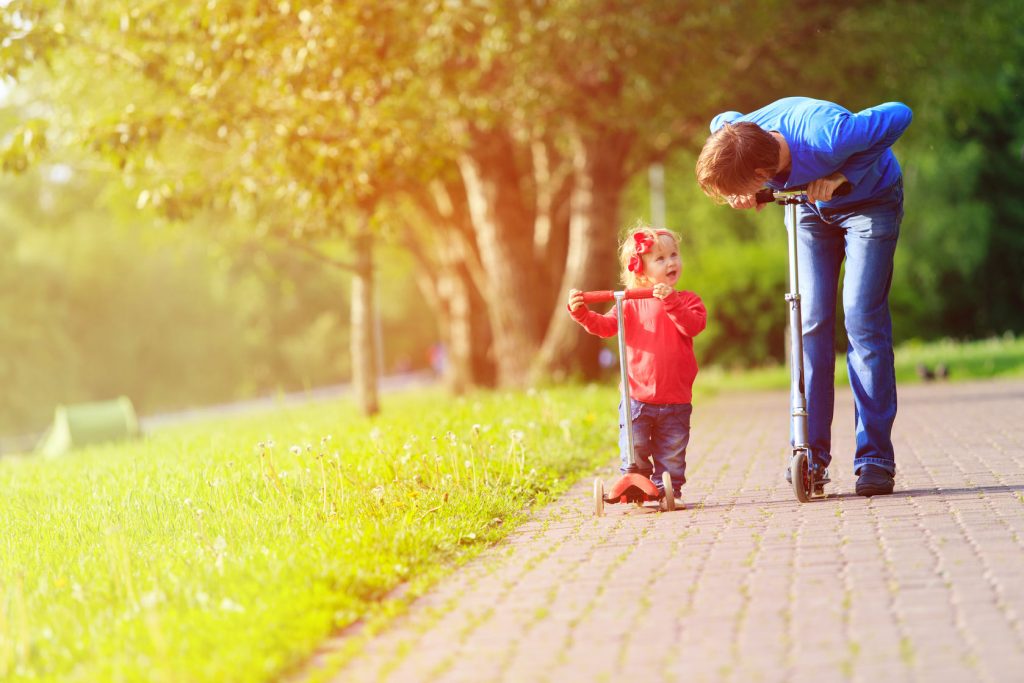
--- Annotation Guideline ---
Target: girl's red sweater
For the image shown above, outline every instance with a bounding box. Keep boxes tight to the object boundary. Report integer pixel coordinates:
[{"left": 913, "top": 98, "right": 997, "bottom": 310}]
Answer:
[{"left": 570, "top": 291, "right": 707, "bottom": 404}]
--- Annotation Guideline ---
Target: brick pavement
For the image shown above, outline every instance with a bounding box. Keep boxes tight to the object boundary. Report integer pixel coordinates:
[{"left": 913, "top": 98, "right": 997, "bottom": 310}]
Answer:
[{"left": 317, "top": 379, "right": 1024, "bottom": 683}]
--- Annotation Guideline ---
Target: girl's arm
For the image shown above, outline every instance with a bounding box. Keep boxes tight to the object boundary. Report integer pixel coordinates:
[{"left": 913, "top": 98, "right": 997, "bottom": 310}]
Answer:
[
  {"left": 662, "top": 291, "right": 707, "bottom": 337},
  {"left": 568, "top": 302, "right": 619, "bottom": 338}
]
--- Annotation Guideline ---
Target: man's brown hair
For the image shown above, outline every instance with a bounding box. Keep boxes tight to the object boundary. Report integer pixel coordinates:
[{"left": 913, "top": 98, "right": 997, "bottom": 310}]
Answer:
[{"left": 695, "top": 122, "right": 780, "bottom": 203}]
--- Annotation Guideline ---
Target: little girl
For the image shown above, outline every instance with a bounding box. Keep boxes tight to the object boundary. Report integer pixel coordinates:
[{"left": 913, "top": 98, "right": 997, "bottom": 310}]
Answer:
[{"left": 568, "top": 226, "right": 707, "bottom": 504}]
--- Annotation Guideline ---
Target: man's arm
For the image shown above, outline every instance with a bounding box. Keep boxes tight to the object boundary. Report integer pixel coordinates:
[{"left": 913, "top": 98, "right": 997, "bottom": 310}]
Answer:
[{"left": 827, "top": 102, "right": 913, "bottom": 184}]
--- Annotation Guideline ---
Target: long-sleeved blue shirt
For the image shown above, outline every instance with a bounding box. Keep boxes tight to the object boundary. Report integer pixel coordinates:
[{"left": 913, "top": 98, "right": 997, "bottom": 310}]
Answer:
[{"left": 710, "top": 97, "right": 913, "bottom": 208}]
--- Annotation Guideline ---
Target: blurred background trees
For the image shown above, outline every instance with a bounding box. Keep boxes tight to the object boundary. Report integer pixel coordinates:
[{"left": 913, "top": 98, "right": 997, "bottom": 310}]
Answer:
[{"left": 1, "top": 0, "right": 1021, "bottom": 435}]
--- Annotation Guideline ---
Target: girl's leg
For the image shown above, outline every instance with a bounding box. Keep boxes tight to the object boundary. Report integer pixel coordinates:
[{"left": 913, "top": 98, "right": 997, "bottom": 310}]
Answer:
[
  {"left": 793, "top": 205, "right": 845, "bottom": 470},
  {"left": 650, "top": 403, "right": 692, "bottom": 494},
  {"left": 618, "top": 399, "right": 654, "bottom": 474}
]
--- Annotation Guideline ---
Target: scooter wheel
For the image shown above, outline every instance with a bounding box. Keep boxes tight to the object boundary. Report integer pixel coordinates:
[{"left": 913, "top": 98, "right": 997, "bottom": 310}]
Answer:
[
  {"left": 593, "top": 478, "right": 604, "bottom": 517},
  {"left": 791, "top": 450, "right": 811, "bottom": 503},
  {"left": 661, "top": 471, "right": 675, "bottom": 511}
]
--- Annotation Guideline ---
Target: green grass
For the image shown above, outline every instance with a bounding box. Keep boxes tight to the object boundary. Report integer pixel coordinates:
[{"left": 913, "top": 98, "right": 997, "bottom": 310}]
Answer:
[
  {"left": 0, "top": 386, "right": 618, "bottom": 683},
  {"left": 698, "top": 334, "right": 1024, "bottom": 395},
  {"left": 3, "top": 335, "right": 1021, "bottom": 681}
]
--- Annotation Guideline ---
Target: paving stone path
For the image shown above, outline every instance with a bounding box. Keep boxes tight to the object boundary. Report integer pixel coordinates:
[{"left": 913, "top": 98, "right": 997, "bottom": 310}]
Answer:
[{"left": 322, "top": 379, "right": 1024, "bottom": 683}]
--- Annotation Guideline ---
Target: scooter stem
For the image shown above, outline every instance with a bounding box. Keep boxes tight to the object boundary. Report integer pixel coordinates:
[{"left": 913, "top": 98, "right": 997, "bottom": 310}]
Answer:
[
  {"left": 614, "top": 291, "right": 638, "bottom": 470},
  {"left": 786, "top": 202, "right": 809, "bottom": 450}
]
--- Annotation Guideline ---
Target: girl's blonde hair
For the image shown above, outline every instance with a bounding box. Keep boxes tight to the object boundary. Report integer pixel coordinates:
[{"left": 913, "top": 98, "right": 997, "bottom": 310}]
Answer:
[{"left": 619, "top": 224, "right": 681, "bottom": 288}]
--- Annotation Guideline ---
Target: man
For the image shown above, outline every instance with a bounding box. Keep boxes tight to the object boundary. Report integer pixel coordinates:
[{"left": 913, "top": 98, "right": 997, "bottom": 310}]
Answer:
[{"left": 696, "top": 97, "right": 912, "bottom": 496}]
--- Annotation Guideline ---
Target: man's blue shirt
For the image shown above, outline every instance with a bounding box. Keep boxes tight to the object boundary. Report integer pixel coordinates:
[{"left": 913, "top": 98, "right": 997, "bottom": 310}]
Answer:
[{"left": 710, "top": 97, "right": 912, "bottom": 207}]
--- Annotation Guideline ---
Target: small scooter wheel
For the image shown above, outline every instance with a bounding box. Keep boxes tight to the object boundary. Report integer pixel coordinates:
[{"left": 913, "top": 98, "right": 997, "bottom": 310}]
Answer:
[
  {"left": 790, "top": 450, "right": 811, "bottom": 503},
  {"left": 661, "top": 471, "right": 675, "bottom": 511},
  {"left": 593, "top": 478, "right": 604, "bottom": 517}
]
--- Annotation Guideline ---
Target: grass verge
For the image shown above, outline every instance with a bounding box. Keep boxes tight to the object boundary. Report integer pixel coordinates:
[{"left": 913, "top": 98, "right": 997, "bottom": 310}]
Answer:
[
  {"left": 0, "top": 386, "right": 618, "bottom": 682},
  {"left": 697, "top": 334, "right": 1024, "bottom": 396}
]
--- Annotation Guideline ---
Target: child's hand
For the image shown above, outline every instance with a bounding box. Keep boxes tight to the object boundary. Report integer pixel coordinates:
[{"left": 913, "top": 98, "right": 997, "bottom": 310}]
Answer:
[
  {"left": 567, "top": 289, "right": 585, "bottom": 312},
  {"left": 652, "top": 283, "right": 674, "bottom": 300}
]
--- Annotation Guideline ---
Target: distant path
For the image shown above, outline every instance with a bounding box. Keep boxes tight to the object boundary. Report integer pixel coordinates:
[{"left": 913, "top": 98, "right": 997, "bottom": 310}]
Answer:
[
  {"left": 138, "top": 370, "right": 435, "bottom": 431},
  {"left": 0, "top": 371, "right": 435, "bottom": 455},
  {"left": 312, "top": 379, "right": 1024, "bottom": 683}
]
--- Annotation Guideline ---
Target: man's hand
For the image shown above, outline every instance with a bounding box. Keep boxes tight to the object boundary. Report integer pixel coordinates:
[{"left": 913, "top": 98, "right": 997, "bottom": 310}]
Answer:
[
  {"left": 726, "top": 194, "right": 766, "bottom": 212},
  {"left": 567, "top": 288, "right": 585, "bottom": 312},
  {"left": 652, "top": 283, "right": 674, "bottom": 300},
  {"left": 806, "top": 172, "right": 849, "bottom": 203}
]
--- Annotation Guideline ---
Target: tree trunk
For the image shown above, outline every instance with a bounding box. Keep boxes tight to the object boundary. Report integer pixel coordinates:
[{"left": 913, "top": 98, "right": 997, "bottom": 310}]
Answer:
[
  {"left": 457, "top": 125, "right": 544, "bottom": 389},
  {"left": 406, "top": 180, "right": 496, "bottom": 392},
  {"left": 350, "top": 217, "right": 379, "bottom": 416},
  {"left": 533, "top": 127, "right": 633, "bottom": 382}
]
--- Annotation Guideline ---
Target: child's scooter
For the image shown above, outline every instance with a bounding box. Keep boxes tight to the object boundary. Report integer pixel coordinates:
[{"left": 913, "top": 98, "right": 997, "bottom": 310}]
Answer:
[
  {"left": 581, "top": 288, "right": 675, "bottom": 516},
  {"left": 756, "top": 182, "right": 851, "bottom": 502}
]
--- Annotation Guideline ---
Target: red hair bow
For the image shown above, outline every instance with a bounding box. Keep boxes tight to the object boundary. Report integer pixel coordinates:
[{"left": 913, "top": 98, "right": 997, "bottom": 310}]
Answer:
[{"left": 627, "top": 232, "right": 656, "bottom": 274}]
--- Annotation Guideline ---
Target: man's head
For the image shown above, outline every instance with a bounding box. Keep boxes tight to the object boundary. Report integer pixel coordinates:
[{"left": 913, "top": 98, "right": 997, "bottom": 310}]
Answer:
[{"left": 695, "top": 122, "right": 780, "bottom": 203}]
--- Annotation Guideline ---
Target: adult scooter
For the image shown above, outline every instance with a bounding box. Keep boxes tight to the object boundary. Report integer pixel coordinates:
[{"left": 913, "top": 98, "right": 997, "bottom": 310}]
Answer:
[
  {"left": 756, "top": 182, "right": 851, "bottom": 502},
  {"left": 580, "top": 288, "right": 675, "bottom": 516}
]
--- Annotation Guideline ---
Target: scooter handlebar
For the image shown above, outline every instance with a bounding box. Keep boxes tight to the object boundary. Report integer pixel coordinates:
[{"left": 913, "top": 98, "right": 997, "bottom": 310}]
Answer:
[
  {"left": 755, "top": 181, "right": 852, "bottom": 205},
  {"left": 581, "top": 288, "right": 655, "bottom": 304}
]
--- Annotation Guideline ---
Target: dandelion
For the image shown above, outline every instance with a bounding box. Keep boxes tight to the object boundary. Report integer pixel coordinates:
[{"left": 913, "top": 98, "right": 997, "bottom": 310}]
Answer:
[
  {"left": 140, "top": 591, "right": 162, "bottom": 610},
  {"left": 257, "top": 441, "right": 266, "bottom": 449},
  {"left": 471, "top": 424, "right": 482, "bottom": 436},
  {"left": 371, "top": 485, "right": 385, "bottom": 501},
  {"left": 220, "top": 598, "right": 245, "bottom": 613},
  {"left": 446, "top": 431, "right": 457, "bottom": 444},
  {"left": 369, "top": 427, "right": 383, "bottom": 442},
  {"left": 509, "top": 430, "right": 525, "bottom": 444},
  {"left": 290, "top": 445, "right": 302, "bottom": 456},
  {"left": 266, "top": 439, "right": 276, "bottom": 448}
]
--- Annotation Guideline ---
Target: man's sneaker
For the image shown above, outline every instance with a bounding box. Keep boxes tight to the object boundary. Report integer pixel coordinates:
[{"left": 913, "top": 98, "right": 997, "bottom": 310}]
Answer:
[{"left": 855, "top": 465, "right": 894, "bottom": 497}]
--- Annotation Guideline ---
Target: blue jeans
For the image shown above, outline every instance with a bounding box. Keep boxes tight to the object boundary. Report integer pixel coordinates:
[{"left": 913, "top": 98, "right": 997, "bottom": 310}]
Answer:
[
  {"left": 789, "top": 179, "right": 903, "bottom": 475},
  {"left": 618, "top": 399, "right": 692, "bottom": 494}
]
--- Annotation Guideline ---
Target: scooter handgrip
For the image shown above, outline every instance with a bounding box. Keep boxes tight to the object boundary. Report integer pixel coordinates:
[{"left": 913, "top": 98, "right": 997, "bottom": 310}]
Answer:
[
  {"left": 755, "top": 181, "right": 853, "bottom": 204},
  {"left": 580, "top": 288, "right": 655, "bottom": 304},
  {"left": 581, "top": 290, "right": 614, "bottom": 304}
]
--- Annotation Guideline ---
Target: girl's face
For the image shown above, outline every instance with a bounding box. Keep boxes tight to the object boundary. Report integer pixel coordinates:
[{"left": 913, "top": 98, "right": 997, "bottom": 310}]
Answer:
[{"left": 641, "top": 235, "right": 681, "bottom": 286}]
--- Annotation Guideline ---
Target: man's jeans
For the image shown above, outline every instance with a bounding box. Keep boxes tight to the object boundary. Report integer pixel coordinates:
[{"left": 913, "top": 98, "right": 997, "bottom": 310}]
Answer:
[
  {"left": 789, "top": 179, "right": 904, "bottom": 475},
  {"left": 618, "top": 399, "right": 691, "bottom": 494}
]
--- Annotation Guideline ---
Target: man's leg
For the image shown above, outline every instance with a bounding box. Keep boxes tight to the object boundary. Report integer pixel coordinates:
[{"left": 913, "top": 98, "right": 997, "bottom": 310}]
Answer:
[
  {"left": 841, "top": 190, "right": 903, "bottom": 476},
  {"left": 793, "top": 206, "right": 845, "bottom": 470}
]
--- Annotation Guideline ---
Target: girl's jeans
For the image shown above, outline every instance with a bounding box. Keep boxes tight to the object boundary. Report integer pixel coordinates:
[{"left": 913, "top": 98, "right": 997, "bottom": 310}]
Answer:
[
  {"left": 789, "top": 178, "right": 904, "bottom": 475},
  {"left": 618, "top": 399, "right": 692, "bottom": 494}
]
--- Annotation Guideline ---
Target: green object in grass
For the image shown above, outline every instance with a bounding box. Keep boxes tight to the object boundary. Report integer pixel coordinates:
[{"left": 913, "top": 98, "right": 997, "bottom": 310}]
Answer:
[{"left": 36, "top": 396, "right": 140, "bottom": 457}]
